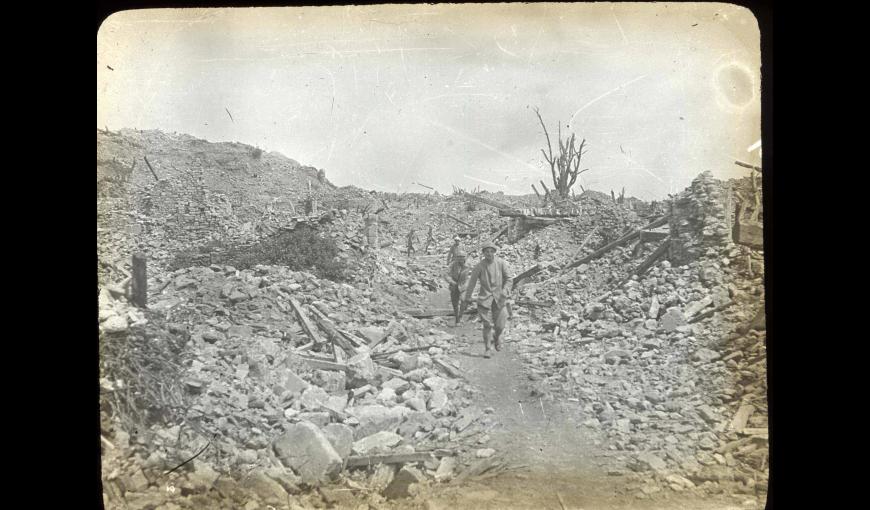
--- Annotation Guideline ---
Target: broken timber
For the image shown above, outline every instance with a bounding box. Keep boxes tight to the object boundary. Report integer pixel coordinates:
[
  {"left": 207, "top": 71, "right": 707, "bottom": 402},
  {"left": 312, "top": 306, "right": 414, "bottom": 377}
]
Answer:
[
  {"left": 288, "top": 298, "right": 326, "bottom": 344},
  {"left": 143, "top": 156, "right": 160, "bottom": 182},
  {"left": 444, "top": 214, "right": 475, "bottom": 229},
  {"left": 564, "top": 215, "right": 670, "bottom": 271},
  {"left": 298, "top": 356, "right": 348, "bottom": 372},
  {"left": 345, "top": 450, "right": 451, "bottom": 467},
  {"left": 401, "top": 307, "right": 477, "bottom": 319}
]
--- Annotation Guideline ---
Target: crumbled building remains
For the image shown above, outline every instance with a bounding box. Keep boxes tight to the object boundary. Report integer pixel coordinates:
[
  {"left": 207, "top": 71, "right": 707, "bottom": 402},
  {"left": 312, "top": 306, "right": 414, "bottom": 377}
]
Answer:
[{"left": 99, "top": 129, "right": 767, "bottom": 509}]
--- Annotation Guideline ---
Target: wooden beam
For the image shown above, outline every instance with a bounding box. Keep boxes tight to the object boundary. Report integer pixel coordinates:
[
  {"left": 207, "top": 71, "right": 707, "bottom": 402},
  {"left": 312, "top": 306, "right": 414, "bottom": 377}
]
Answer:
[
  {"left": 444, "top": 214, "right": 474, "bottom": 229},
  {"left": 143, "top": 156, "right": 160, "bottom": 182},
  {"left": 734, "top": 160, "right": 762, "bottom": 172},
  {"left": 299, "top": 356, "right": 348, "bottom": 372},
  {"left": 564, "top": 215, "right": 670, "bottom": 271},
  {"left": 512, "top": 264, "right": 542, "bottom": 289},
  {"left": 289, "top": 298, "right": 326, "bottom": 344},
  {"left": 308, "top": 306, "right": 360, "bottom": 354},
  {"left": 345, "top": 451, "right": 447, "bottom": 467}
]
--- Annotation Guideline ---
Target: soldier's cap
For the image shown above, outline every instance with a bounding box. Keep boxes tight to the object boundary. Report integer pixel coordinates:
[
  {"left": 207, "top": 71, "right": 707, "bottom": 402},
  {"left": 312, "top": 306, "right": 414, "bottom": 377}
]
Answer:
[
  {"left": 455, "top": 249, "right": 467, "bottom": 257},
  {"left": 480, "top": 241, "right": 498, "bottom": 252},
  {"left": 453, "top": 236, "right": 461, "bottom": 241}
]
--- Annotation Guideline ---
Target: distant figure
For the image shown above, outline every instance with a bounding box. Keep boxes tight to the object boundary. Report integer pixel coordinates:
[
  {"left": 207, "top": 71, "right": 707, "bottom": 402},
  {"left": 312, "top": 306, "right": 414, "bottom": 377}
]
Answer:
[
  {"left": 445, "top": 249, "right": 470, "bottom": 326},
  {"left": 534, "top": 243, "right": 541, "bottom": 261},
  {"left": 424, "top": 225, "right": 437, "bottom": 254},
  {"left": 463, "top": 241, "right": 513, "bottom": 358},
  {"left": 446, "top": 236, "right": 462, "bottom": 266},
  {"left": 406, "top": 228, "right": 419, "bottom": 257}
]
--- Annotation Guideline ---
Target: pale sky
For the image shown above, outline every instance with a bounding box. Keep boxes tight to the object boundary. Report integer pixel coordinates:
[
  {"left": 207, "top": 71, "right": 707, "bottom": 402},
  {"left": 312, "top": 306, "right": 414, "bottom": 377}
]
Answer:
[{"left": 97, "top": 3, "right": 762, "bottom": 200}]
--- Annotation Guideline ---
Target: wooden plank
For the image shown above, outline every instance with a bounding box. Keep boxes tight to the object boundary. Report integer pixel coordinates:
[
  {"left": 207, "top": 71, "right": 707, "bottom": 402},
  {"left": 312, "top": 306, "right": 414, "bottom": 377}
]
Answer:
[
  {"left": 445, "top": 214, "right": 474, "bottom": 229},
  {"left": 299, "top": 357, "right": 348, "bottom": 372},
  {"left": 688, "top": 299, "right": 735, "bottom": 323},
  {"left": 564, "top": 215, "right": 670, "bottom": 271},
  {"left": 433, "top": 359, "right": 461, "bottom": 378},
  {"left": 308, "top": 306, "right": 360, "bottom": 354},
  {"left": 401, "top": 308, "right": 477, "bottom": 319},
  {"left": 728, "top": 404, "right": 756, "bottom": 433},
  {"left": 512, "top": 264, "right": 542, "bottom": 288},
  {"left": 345, "top": 451, "right": 447, "bottom": 467},
  {"left": 289, "top": 298, "right": 325, "bottom": 344}
]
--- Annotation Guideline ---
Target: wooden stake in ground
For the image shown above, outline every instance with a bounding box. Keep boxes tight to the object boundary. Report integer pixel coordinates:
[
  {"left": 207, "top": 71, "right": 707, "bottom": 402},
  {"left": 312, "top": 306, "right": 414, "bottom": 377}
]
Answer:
[
  {"left": 131, "top": 253, "right": 147, "bottom": 308},
  {"left": 143, "top": 156, "right": 160, "bottom": 182}
]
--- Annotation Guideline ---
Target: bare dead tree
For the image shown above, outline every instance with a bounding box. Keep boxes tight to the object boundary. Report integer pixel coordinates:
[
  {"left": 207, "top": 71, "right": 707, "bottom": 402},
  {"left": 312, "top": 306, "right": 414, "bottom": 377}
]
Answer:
[{"left": 534, "top": 107, "right": 589, "bottom": 199}]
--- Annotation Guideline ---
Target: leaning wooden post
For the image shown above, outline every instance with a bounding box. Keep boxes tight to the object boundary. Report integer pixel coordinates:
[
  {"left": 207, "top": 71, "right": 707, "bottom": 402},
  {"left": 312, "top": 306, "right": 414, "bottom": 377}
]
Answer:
[
  {"left": 131, "top": 253, "right": 147, "bottom": 308},
  {"left": 143, "top": 156, "right": 160, "bottom": 182}
]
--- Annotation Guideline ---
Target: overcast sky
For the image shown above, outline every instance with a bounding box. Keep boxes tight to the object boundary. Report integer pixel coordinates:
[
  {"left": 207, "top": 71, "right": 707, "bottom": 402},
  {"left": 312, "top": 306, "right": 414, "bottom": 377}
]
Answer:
[{"left": 97, "top": 3, "right": 761, "bottom": 200}]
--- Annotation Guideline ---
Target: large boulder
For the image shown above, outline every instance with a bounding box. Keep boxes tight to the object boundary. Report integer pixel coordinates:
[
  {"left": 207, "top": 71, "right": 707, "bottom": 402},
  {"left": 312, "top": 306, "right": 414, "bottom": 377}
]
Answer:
[
  {"left": 272, "top": 422, "right": 343, "bottom": 484},
  {"left": 346, "top": 405, "right": 409, "bottom": 440}
]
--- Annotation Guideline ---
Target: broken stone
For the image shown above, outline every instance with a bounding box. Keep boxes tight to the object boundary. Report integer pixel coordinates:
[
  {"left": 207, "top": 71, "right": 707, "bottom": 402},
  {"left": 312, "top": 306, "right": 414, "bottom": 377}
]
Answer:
[
  {"left": 383, "top": 466, "right": 425, "bottom": 499},
  {"left": 434, "top": 456, "right": 457, "bottom": 482},
  {"left": 692, "top": 348, "right": 720, "bottom": 363},
  {"left": 352, "top": 431, "right": 403, "bottom": 455},
  {"left": 241, "top": 472, "right": 289, "bottom": 506},
  {"left": 296, "top": 412, "right": 331, "bottom": 428},
  {"left": 346, "top": 352, "right": 376, "bottom": 388},
  {"left": 405, "top": 397, "right": 427, "bottom": 412},
  {"left": 281, "top": 370, "right": 310, "bottom": 395},
  {"left": 636, "top": 452, "right": 668, "bottom": 472},
  {"left": 398, "top": 411, "right": 437, "bottom": 438},
  {"left": 377, "top": 387, "right": 398, "bottom": 405},
  {"left": 311, "top": 370, "right": 346, "bottom": 393},
  {"left": 299, "top": 386, "right": 330, "bottom": 411},
  {"left": 660, "top": 307, "right": 687, "bottom": 332},
  {"left": 346, "top": 404, "right": 409, "bottom": 439},
  {"left": 124, "top": 469, "right": 150, "bottom": 492},
  {"left": 475, "top": 448, "right": 496, "bottom": 458},
  {"left": 102, "top": 315, "right": 128, "bottom": 334},
  {"left": 322, "top": 423, "right": 355, "bottom": 460},
  {"left": 428, "top": 389, "right": 449, "bottom": 412},
  {"left": 273, "top": 421, "right": 343, "bottom": 484},
  {"left": 382, "top": 377, "right": 411, "bottom": 393},
  {"left": 370, "top": 464, "right": 396, "bottom": 492},
  {"left": 202, "top": 330, "right": 224, "bottom": 344}
]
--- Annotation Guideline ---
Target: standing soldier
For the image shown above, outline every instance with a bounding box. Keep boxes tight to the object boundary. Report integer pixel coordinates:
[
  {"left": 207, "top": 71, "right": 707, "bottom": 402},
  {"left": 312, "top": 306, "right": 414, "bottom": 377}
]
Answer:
[
  {"left": 406, "top": 228, "right": 419, "bottom": 257},
  {"left": 424, "top": 225, "right": 437, "bottom": 254},
  {"left": 446, "top": 236, "right": 462, "bottom": 266},
  {"left": 463, "top": 241, "right": 512, "bottom": 358},
  {"left": 445, "top": 249, "right": 470, "bottom": 326}
]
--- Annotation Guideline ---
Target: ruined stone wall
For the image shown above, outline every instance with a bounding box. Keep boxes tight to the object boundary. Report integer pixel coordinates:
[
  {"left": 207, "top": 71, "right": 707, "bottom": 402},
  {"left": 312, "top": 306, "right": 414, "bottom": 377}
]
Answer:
[
  {"left": 669, "top": 171, "right": 733, "bottom": 265},
  {"left": 139, "top": 164, "right": 229, "bottom": 242}
]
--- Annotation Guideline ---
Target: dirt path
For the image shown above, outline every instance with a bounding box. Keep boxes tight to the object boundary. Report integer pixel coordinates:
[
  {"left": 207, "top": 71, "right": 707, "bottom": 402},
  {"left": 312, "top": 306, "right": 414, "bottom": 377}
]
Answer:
[{"left": 415, "top": 290, "right": 745, "bottom": 510}]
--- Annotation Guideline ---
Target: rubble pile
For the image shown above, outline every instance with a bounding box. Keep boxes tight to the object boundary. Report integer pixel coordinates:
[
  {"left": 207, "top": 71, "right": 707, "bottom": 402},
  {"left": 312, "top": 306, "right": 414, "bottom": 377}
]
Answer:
[
  {"left": 100, "top": 263, "right": 505, "bottom": 509},
  {"left": 500, "top": 173, "right": 768, "bottom": 502}
]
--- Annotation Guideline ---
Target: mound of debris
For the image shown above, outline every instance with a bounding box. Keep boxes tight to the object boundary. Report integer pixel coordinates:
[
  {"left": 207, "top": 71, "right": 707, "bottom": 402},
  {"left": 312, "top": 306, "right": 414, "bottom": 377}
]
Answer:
[
  {"left": 100, "top": 264, "right": 505, "bottom": 509},
  {"left": 500, "top": 171, "right": 767, "bottom": 502}
]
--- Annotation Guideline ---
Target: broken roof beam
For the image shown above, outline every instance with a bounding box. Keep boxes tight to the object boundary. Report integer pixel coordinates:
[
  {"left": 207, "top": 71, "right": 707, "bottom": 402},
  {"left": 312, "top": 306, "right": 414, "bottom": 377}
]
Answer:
[
  {"left": 289, "top": 298, "right": 326, "bottom": 344},
  {"left": 444, "top": 214, "right": 474, "bottom": 229},
  {"left": 564, "top": 215, "right": 670, "bottom": 271},
  {"left": 734, "top": 160, "right": 762, "bottom": 172}
]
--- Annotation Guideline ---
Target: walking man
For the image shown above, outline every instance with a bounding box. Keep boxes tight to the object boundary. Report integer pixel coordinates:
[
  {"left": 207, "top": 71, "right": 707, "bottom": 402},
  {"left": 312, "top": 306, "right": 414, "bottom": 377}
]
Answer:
[
  {"left": 406, "top": 228, "right": 419, "bottom": 257},
  {"left": 445, "top": 249, "right": 470, "bottom": 326},
  {"left": 446, "top": 236, "right": 462, "bottom": 266},
  {"left": 424, "top": 225, "right": 437, "bottom": 254},
  {"left": 463, "top": 241, "right": 512, "bottom": 358}
]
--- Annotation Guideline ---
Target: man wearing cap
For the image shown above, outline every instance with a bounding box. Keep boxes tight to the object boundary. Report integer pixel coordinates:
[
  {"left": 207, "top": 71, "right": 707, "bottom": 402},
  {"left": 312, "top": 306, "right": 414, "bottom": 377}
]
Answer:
[
  {"left": 445, "top": 248, "right": 470, "bottom": 326},
  {"left": 446, "top": 236, "right": 463, "bottom": 266},
  {"left": 463, "top": 241, "right": 513, "bottom": 358}
]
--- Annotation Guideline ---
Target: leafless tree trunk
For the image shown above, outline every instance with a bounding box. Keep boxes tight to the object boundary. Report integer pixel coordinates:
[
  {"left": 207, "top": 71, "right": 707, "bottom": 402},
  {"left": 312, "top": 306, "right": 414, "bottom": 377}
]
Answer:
[{"left": 534, "top": 107, "right": 589, "bottom": 199}]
